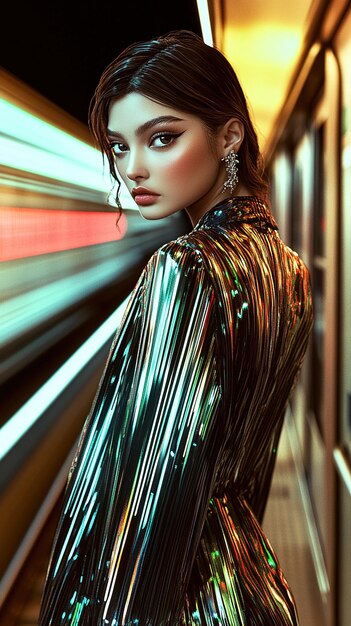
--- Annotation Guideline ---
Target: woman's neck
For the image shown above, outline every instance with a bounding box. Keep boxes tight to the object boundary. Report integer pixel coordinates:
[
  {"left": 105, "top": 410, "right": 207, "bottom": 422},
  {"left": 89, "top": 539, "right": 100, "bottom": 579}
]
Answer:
[{"left": 186, "top": 184, "right": 252, "bottom": 227}]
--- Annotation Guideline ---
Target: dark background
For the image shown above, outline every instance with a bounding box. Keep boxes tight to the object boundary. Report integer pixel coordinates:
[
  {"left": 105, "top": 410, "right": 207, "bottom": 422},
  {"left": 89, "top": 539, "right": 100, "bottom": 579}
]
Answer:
[{"left": 1, "top": 0, "right": 202, "bottom": 126}]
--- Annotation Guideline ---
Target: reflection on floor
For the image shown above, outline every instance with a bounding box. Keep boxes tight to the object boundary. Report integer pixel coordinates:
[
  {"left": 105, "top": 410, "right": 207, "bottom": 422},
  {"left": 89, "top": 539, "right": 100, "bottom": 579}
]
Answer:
[
  {"left": 0, "top": 510, "right": 56, "bottom": 626},
  {"left": 0, "top": 419, "right": 327, "bottom": 626},
  {"left": 263, "top": 420, "right": 327, "bottom": 626}
]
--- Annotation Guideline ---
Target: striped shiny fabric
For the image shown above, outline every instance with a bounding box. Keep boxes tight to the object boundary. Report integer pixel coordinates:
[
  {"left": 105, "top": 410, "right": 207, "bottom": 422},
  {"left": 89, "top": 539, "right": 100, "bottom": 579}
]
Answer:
[{"left": 39, "top": 196, "right": 313, "bottom": 626}]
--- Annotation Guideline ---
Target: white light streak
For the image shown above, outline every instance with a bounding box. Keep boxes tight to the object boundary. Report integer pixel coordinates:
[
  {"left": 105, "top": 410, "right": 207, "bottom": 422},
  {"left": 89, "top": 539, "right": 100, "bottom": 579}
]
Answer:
[
  {"left": 0, "top": 295, "right": 130, "bottom": 461},
  {"left": 196, "top": 0, "right": 213, "bottom": 46},
  {"left": 0, "top": 98, "right": 134, "bottom": 207}
]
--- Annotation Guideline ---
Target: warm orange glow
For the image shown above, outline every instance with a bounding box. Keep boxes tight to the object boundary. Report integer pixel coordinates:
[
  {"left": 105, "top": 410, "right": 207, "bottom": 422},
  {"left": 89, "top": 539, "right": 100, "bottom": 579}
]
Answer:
[
  {"left": 221, "top": 1, "right": 313, "bottom": 148},
  {"left": 223, "top": 23, "right": 302, "bottom": 145}
]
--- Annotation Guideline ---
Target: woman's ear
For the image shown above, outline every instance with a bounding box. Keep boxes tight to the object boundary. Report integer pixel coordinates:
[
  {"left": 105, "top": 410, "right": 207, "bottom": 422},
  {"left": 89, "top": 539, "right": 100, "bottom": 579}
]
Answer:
[{"left": 219, "top": 118, "right": 245, "bottom": 155}]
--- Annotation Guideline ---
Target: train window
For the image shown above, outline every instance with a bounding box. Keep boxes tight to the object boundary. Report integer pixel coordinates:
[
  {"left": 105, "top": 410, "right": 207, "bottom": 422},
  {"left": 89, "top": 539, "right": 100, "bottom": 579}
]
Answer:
[
  {"left": 313, "top": 124, "right": 326, "bottom": 259},
  {"left": 336, "top": 9, "right": 351, "bottom": 454},
  {"left": 270, "top": 151, "right": 292, "bottom": 242},
  {"left": 291, "top": 162, "right": 303, "bottom": 254},
  {"left": 311, "top": 121, "right": 326, "bottom": 434},
  {"left": 310, "top": 265, "right": 325, "bottom": 432}
]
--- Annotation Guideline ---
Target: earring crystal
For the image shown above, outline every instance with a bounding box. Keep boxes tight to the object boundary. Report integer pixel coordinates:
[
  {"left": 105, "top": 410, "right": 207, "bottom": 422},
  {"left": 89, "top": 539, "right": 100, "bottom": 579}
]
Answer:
[{"left": 221, "top": 150, "right": 239, "bottom": 194}]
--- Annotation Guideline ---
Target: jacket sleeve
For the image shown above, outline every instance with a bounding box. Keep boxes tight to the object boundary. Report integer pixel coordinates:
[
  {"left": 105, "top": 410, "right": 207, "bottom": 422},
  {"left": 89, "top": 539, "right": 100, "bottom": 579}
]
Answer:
[{"left": 39, "top": 241, "right": 222, "bottom": 626}]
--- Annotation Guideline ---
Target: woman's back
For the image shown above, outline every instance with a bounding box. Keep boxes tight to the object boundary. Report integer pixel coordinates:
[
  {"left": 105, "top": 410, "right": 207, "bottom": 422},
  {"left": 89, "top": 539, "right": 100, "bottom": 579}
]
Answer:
[{"left": 39, "top": 197, "right": 313, "bottom": 625}]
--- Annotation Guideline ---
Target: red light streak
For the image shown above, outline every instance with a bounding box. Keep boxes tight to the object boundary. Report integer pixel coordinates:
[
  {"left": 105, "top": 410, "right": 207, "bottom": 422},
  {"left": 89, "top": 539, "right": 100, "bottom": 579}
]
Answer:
[{"left": 0, "top": 207, "right": 128, "bottom": 261}]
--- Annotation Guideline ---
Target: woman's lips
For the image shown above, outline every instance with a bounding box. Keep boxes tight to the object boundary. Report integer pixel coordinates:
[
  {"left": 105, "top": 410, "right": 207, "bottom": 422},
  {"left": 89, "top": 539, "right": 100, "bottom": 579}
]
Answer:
[
  {"left": 132, "top": 188, "right": 159, "bottom": 206},
  {"left": 133, "top": 194, "right": 159, "bottom": 206}
]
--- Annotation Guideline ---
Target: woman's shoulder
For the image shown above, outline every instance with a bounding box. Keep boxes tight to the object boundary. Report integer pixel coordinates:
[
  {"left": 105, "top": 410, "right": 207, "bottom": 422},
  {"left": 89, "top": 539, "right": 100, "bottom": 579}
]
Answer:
[
  {"left": 148, "top": 232, "right": 207, "bottom": 268},
  {"left": 141, "top": 233, "right": 213, "bottom": 291}
]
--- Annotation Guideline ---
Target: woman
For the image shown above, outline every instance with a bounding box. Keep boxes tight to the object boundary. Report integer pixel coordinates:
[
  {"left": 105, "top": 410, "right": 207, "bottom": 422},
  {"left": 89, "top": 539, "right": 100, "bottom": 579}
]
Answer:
[{"left": 39, "top": 30, "right": 313, "bottom": 625}]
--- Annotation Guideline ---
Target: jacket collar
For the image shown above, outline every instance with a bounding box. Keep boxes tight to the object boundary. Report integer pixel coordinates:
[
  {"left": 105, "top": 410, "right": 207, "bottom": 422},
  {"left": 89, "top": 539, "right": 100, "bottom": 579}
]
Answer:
[{"left": 194, "top": 196, "right": 278, "bottom": 232}]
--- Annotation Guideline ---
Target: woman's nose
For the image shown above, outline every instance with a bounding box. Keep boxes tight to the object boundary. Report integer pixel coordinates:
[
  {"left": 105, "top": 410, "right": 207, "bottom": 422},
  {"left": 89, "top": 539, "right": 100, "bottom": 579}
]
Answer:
[{"left": 125, "top": 150, "right": 148, "bottom": 182}]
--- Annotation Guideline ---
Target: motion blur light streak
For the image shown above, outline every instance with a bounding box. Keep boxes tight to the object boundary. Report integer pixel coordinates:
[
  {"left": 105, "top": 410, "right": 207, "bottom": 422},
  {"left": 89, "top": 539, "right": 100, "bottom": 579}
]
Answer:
[
  {"left": 0, "top": 207, "right": 127, "bottom": 261},
  {"left": 0, "top": 99, "right": 93, "bottom": 161},
  {"left": 0, "top": 295, "right": 130, "bottom": 461},
  {"left": 0, "top": 98, "right": 134, "bottom": 207},
  {"left": 1, "top": 257, "right": 132, "bottom": 350},
  {"left": 0, "top": 133, "right": 105, "bottom": 191},
  {"left": 0, "top": 99, "right": 107, "bottom": 191}
]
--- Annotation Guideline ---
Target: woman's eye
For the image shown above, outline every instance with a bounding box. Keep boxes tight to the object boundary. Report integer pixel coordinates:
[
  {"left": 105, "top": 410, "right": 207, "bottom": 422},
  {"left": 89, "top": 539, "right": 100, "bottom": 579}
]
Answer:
[
  {"left": 111, "top": 142, "right": 128, "bottom": 155},
  {"left": 151, "top": 133, "right": 180, "bottom": 148}
]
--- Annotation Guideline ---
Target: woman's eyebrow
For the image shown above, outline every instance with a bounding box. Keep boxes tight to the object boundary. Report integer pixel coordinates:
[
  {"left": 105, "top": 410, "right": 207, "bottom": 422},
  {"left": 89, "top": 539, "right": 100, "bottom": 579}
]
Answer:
[{"left": 107, "top": 115, "right": 184, "bottom": 139}]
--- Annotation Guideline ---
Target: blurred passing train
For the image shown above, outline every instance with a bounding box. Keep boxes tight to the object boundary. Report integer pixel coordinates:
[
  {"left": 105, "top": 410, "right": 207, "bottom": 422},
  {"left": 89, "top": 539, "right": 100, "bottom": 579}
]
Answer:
[
  {"left": 0, "top": 68, "right": 190, "bottom": 606},
  {"left": 265, "top": 2, "right": 351, "bottom": 625}
]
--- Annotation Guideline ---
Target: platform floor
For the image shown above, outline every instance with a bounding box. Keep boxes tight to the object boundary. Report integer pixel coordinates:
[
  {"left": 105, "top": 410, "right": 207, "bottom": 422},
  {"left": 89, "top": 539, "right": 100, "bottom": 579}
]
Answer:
[
  {"left": 0, "top": 422, "right": 327, "bottom": 626},
  {"left": 262, "top": 423, "right": 327, "bottom": 626}
]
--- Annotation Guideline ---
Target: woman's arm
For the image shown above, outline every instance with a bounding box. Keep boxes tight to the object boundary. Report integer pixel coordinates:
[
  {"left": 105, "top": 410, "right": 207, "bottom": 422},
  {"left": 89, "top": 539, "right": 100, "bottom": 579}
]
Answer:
[{"left": 39, "top": 241, "right": 222, "bottom": 626}]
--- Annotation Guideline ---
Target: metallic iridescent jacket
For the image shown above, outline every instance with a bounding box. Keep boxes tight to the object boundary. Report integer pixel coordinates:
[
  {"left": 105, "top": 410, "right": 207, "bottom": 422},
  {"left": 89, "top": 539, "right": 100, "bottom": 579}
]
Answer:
[{"left": 39, "top": 197, "right": 313, "bottom": 626}]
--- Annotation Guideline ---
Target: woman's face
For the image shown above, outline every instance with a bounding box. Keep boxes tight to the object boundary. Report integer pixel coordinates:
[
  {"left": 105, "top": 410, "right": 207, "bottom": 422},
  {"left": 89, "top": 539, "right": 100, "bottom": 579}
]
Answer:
[{"left": 107, "top": 93, "right": 226, "bottom": 223}]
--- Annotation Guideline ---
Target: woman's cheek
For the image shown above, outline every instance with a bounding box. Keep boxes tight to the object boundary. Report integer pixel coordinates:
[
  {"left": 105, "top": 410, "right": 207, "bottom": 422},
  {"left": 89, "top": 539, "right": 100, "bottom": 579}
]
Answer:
[{"left": 163, "top": 146, "right": 206, "bottom": 178}]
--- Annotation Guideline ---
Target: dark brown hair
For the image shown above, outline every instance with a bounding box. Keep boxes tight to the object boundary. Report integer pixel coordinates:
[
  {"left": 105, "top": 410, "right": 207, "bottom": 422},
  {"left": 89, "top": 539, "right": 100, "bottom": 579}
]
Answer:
[{"left": 89, "top": 29, "right": 269, "bottom": 207}]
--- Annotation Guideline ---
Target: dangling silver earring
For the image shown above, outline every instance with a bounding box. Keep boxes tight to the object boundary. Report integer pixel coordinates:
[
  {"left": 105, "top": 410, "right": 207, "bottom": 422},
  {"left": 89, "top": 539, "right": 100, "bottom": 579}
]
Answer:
[{"left": 221, "top": 150, "right": 239, "bottom": 194}]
